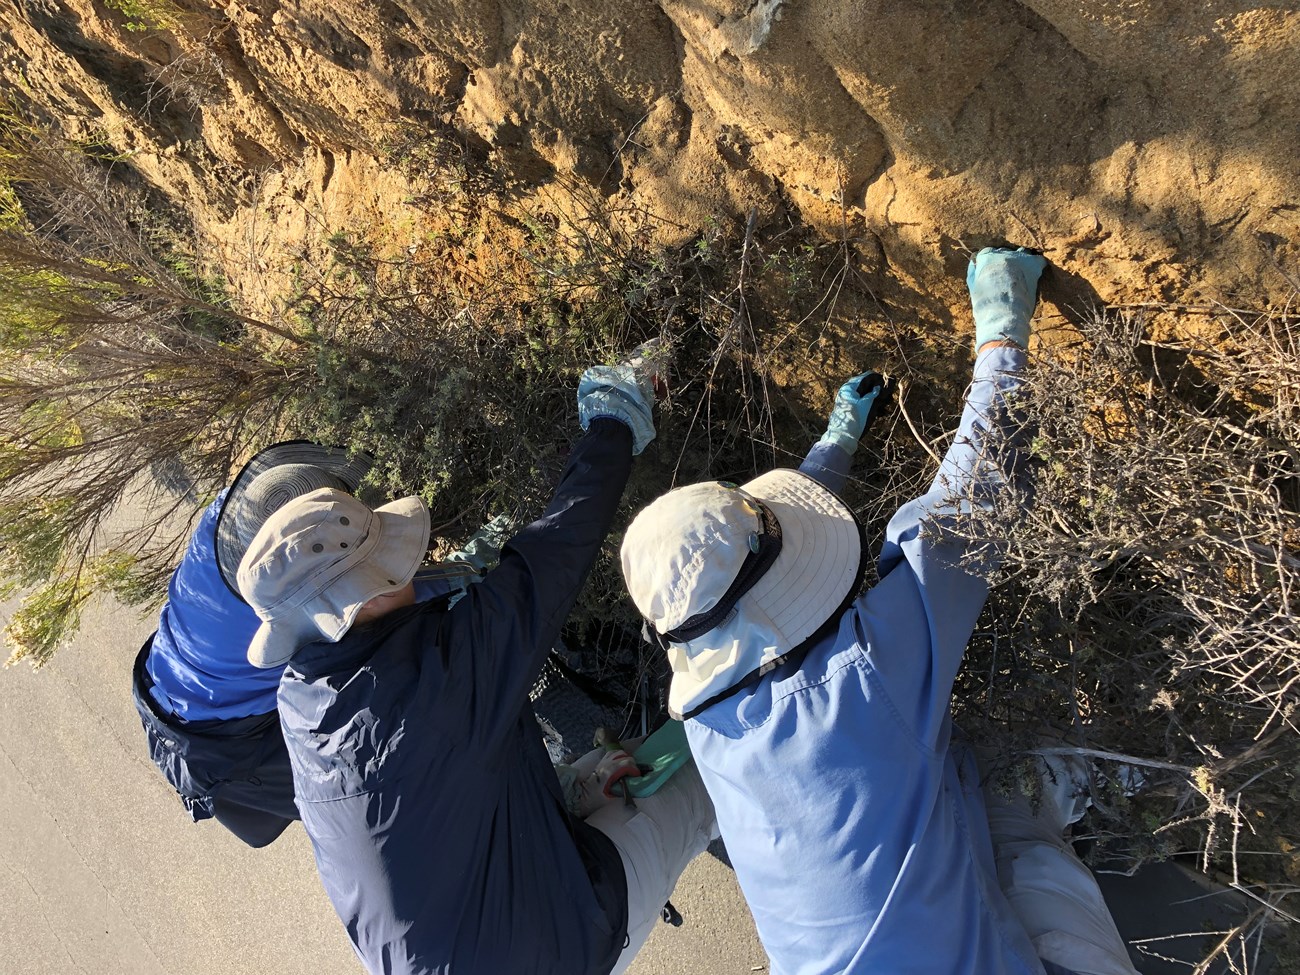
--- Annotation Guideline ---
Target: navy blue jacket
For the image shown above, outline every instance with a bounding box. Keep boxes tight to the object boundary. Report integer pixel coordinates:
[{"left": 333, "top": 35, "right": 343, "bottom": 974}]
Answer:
[{"left": 279, "top": 420, "right": 633, "bottom": 975}]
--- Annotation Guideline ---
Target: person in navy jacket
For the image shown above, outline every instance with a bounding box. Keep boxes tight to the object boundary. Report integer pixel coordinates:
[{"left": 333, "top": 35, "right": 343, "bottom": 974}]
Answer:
[{"left": 238, "top": 344, "right": 718, "bottom": 975}]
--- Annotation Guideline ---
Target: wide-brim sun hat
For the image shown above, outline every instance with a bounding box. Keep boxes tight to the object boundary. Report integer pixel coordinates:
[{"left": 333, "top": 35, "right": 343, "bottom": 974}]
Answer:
[
  {"left": 621, "top": 469, "right": 865, "bottom": 719},
  {"left": 214, "top": 441, "right": 373, "bottom": 599},
  {"left": 237, "top": 487, "right": 430, "bottom": 669}
]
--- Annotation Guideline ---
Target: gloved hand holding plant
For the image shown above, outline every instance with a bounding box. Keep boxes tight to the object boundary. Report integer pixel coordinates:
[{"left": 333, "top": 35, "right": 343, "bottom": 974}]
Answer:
[
  {"left": 577, "top": 337, "right": 672, "bottom": 455},
  {"left": 818, "top": 371, "right": 894, "bottom": 455}
]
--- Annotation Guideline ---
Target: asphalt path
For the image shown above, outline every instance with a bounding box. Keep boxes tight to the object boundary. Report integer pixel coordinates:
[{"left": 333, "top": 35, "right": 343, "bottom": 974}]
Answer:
[{"left": 0, "top": 590, "right": 767, "bottom": 975}]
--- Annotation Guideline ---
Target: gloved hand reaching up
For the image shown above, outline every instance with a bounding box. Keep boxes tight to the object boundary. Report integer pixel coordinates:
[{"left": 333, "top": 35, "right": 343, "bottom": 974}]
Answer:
[
  {"left": 818, "top": 371, "right": 893, "bottom": 455},
  {"left": 967, "top": 247, "right": 1048, "bottom": 351},
  {"left": 577, "top": 338, "right": 670, "bottom": 455}
]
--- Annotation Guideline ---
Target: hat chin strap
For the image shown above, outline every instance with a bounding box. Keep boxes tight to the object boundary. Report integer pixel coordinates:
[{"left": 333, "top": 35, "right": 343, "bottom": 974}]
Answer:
[{"left": 657, "top": 499, "right": 783, "bottom": 645}]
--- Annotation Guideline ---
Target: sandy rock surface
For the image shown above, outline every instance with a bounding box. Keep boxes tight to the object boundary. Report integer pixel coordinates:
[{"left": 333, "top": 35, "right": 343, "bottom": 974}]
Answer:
[{"left": 2, "top": 0, "right": 1297, "bottom": 319}]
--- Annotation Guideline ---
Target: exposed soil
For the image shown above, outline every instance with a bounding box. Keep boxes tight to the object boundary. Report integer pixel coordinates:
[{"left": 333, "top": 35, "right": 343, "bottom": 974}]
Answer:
[{"left": 3, "top": 0, "right": 1296, "bottom": 338}]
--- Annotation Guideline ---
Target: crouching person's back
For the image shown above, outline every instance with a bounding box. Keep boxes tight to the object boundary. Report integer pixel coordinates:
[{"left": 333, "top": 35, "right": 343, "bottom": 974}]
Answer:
[{"left": 275, "top": 563, "right": 628, "bottom": 974}]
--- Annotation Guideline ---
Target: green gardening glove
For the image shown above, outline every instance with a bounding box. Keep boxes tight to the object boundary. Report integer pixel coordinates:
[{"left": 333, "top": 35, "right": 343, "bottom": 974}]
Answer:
[
  {"left": 967, "top": 247, "right": 1048, "bottom": 350},
  {"left": 817, "top": 371, "right": 892, "bottom": 455}
]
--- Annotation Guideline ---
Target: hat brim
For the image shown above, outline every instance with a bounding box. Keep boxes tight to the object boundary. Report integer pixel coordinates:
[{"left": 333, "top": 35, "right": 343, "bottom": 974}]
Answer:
[
  {"left": 215, "top": 442, "right": 373, "bottom": 600},
  {"left": 667, "top": 469, "right": 865, "bottom": 718},
  {"left": 245, "top": 495, "right": 429, "bottom": 669}
]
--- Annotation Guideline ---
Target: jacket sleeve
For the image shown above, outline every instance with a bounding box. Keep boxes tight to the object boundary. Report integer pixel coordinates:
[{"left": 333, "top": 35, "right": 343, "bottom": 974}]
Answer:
[
  {"left": 435, "top": 418, "right": 634, "bottom": 751},
  {"left": 852, "top": 345, "right": 1028, "bottom": 748},
  {"left": 797, "top": 441, "right": 852, "bottom": 495}
]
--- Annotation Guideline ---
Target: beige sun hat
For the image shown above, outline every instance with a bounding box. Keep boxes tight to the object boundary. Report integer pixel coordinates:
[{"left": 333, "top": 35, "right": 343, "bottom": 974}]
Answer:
[
  {"left": 621, "top": 470, "right": 865, "bottom": 719},
  {"left": 236, "top": 487, "right": 431, "bottom": 669}
]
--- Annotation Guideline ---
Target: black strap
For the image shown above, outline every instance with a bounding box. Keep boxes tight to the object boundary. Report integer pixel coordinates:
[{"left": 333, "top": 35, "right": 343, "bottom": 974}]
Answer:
[
  {"left": 672, "top": 512, "right": 869, "bottom": 721},
  {"left": 661, "top": 900, "right": 683, "bottom": 926}
]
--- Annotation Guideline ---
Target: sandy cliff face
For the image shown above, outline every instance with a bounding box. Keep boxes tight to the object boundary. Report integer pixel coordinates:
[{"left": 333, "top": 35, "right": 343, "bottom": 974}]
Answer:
[{"left": 3, "top": 0, "right": 1297, "bottom": 324}]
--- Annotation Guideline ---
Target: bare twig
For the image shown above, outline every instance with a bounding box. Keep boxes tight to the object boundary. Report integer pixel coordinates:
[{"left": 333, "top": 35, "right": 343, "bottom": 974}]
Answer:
[{"left": 895, "top": 381, "right": 943, "bottom": 464}]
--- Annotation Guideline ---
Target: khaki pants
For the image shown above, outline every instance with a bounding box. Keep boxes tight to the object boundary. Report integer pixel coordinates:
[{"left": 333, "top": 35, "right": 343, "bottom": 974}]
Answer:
[{"left": 585, "top": 758, "right": 719, "bottom": 975}]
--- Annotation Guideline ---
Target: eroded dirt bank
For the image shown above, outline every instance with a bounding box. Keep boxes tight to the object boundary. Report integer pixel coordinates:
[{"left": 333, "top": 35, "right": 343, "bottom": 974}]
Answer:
[{"left": 3, "top": 0, "right": 1298, "bottom": 326}]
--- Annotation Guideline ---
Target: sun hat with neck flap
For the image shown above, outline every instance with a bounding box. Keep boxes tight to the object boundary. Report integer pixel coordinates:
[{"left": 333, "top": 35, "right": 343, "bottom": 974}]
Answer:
[
  {"left": 621, "top": 469, "right": 866, "bottom": 719},
  {"left": 236, "top": 487, "right": 431, "bottom": 669}
]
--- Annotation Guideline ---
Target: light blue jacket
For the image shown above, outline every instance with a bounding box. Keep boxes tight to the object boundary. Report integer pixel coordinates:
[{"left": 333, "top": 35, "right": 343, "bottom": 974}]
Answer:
[{"left": 686, "top": 346, "right": 1049, "bottom": 975}]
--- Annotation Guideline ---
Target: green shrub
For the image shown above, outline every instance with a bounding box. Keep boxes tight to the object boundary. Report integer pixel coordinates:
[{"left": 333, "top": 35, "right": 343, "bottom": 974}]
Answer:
[{"left": 103, "top": 0, "right": 184, "bottom": 33}]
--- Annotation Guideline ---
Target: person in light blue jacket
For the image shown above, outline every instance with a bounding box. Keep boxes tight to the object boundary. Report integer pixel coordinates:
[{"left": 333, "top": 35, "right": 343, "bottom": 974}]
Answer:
[{"left": 621, "top": 248, "right": 1139, "bottom": 975}]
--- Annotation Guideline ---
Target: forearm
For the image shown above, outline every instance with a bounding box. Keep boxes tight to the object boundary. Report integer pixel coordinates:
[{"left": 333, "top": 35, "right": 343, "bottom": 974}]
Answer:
[
  {"left": 466, "top": 418, "right": 633, "bottom": 668},
  {"left": 497, "top": 418, "right": 632, "bottom": 638},
  {"left": 928, "top": 344, "right": 1027, "bottom": 498},
  {"left": 798, "top": 441, "right": 853, "bottom": 494},
  {"left": 441, "top": 419, "right": 634, "bottom": 746},
  {"left": 880, "top": 345, "right": 1027, "bottom": 573}
]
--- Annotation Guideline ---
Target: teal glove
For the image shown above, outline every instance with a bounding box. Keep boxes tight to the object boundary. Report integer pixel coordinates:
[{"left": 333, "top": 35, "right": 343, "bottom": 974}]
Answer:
[
  {"left": 818, "top": 371, "right": 889, "bottom": 455},
  {"left": 445, "top": 513, "right": 514, "bottom": 574},
  {"left": 577, "top": 339, "right": 667, "bottom": 455},
  {"left": 967, "top": 247, "right": 1048, "bottom": 350},
  {"left": 413, "top": 514, "right": 517, "bottom": 597}
]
